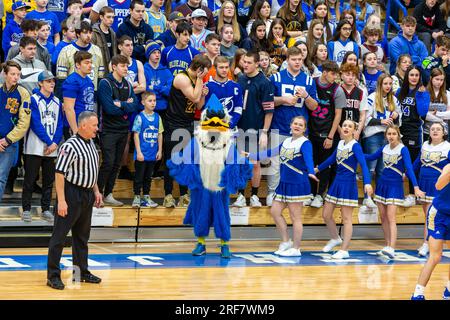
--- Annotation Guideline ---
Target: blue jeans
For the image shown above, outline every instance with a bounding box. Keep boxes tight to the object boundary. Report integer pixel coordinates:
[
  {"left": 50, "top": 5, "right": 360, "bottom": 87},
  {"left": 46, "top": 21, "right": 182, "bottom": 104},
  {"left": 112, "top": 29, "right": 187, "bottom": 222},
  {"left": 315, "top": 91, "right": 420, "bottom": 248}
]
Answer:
[
  {"left": 0, "top": 143, "right": 18, "bottom": 201},
  {"left": 363, "top": 132, "right": 385, "bottom": 180}
]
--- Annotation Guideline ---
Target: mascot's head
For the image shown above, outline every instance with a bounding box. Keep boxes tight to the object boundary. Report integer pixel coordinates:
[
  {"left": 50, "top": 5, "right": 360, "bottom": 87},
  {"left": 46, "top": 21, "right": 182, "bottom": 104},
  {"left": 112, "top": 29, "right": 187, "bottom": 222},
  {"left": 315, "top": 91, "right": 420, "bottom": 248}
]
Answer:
[
  {"left": 200, "top": 94, "right": 231, "bottom": 132},
  {"left": 198, "top": 94, "right": 232, "bottom": 150}
]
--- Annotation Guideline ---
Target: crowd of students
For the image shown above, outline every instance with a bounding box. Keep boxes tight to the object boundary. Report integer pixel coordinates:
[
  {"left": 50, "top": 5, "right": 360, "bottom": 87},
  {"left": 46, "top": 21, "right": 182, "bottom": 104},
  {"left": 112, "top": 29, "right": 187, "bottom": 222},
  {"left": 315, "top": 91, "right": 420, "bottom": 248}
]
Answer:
[{"left": 0, "top": 0, "right": 450, "bottom": 262}]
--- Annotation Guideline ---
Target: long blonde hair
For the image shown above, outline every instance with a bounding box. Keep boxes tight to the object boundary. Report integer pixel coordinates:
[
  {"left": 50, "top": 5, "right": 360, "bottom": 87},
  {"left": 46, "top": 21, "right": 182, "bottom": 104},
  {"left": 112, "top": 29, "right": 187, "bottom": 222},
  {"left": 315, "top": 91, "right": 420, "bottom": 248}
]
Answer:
[
  {"left": 217, "top": 0, "right": 241, "bottom": 42},
  {"left": 375, "top": 73, "right": 396, "bottom": 114}
]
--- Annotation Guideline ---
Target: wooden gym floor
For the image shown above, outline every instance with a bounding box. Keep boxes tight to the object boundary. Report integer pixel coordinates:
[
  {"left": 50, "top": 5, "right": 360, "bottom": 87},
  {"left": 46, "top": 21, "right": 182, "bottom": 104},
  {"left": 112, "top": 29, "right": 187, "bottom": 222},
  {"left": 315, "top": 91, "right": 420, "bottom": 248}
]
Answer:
[{"left": 0, "top": 239, "right": 448, "bottom": 300}]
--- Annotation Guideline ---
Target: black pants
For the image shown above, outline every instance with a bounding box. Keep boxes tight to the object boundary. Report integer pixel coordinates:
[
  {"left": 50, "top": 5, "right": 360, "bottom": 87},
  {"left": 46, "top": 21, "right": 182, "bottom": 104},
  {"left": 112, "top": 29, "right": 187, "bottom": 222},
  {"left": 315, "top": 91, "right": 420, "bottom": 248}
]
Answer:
[
  {"left": 134, "top": 160, "right": 156, "bottom": 195},
  {"left": 402, "top": 136, "right": 421, "bottom": 194},
  {"left": 163, "top": 126, "right": 192, "bottom": 196},
  {"left": 97, "top": 131, "right": 128, "bottom": 196},
  {"left": 309, "top": 135, "right": 339, "bottom": 196},
  {"left": 22, "top": 155, "right": 55, "bottom": 211},
  {"left": 47, "top": 182, "right": 94, "bottom": 280}
]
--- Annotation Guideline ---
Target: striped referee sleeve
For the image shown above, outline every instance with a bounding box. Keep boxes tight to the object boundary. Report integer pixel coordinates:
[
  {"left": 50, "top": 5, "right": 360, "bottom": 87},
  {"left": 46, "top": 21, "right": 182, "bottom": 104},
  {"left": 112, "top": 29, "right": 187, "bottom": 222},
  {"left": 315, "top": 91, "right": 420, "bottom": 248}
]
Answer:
[{"left": 55, "top": 144, "right": 76, "bottom": 175}]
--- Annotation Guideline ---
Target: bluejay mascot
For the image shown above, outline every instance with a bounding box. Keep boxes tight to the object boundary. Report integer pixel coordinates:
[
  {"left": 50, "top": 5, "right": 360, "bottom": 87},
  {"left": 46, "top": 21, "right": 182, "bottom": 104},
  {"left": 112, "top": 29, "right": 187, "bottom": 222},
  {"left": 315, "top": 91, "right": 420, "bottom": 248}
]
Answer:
[{"left": 167, "top": 94, "right": 252, "bottom": 258}]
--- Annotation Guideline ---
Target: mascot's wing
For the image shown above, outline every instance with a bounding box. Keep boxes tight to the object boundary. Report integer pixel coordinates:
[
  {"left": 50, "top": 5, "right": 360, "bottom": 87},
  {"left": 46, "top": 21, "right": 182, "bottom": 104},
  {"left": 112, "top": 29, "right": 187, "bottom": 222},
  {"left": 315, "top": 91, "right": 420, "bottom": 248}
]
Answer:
[
  {"left": 220, "top": 144, "right": 253, "bottom": 194},
  {"left": 166, "top": 139, "right": 203, "bottom": 190}
]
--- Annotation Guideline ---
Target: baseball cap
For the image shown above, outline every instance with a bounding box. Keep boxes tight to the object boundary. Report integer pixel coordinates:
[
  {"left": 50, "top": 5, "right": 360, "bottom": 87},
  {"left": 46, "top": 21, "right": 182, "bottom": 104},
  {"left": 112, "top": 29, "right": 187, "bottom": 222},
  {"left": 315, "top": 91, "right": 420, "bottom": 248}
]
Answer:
[
  {"left": 145, "top": 41, "right": 162, "bottom": 60},
  {"left": 168, "top": 11, "right": 187, "bottom": 21},
  {"left": 191, "top": 9, "right": 207, "bottom": 19},
  {"left": 38, "top": 70, "right": 55, "bottom": 82},
  {"left": 12, "top": 1, "right": 31, "bottom": 11}
]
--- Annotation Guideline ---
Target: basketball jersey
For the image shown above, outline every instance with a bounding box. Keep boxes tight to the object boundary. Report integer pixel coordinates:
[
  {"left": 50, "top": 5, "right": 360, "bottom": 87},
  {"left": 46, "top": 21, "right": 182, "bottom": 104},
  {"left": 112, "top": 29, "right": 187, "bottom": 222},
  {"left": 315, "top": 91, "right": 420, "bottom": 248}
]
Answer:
[
  {"left": 399, "top": 89, "right": 423, "bottom": 139},
  {"left": 341, "top": 86, "right": 363, "bottom": 125},
  {"left": 166, "top": 71, "right": 196, "bottom": 129},
  {"left": 126, "top": 59, "right": 139, "bottom": 85},
  {"left": 419, "top": 141, "right": 450, "bottom": 178},
  {"left": 147, "top": 9, "right": 166, "bottom": 38},
  {"left": 108, "top": 0, "right": 131, "bottom": 32},
  {"left": 190, "top": 29, "right": 212, "bottom": 52},
  {"left": 309, "top": 79, "right": 339, "bottom": 138},
  {"left": 331, "top": 40, "right": 356, "bottom": 66},
  {"left": 135, "top": 112, "right": 160, "bottom": 161}
]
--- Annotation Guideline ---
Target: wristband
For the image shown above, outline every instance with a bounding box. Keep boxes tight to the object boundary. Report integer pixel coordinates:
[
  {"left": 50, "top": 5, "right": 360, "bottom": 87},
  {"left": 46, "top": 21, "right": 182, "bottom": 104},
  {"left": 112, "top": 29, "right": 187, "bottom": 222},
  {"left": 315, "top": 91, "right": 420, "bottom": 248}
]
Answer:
[
  {"left": 326, "top": 137, "right": 333, "bottom": 140},
  {"left": 304, "top": 93, "right": 310, "bottom": 99}
]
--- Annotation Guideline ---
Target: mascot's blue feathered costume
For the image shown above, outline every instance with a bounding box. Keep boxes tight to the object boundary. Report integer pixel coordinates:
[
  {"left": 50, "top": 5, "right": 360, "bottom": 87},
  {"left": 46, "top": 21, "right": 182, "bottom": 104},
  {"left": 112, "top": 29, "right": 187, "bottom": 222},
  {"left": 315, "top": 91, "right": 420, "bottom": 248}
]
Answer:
[{"left": 167, "top": 94, "right": 252, "bottom": 258}]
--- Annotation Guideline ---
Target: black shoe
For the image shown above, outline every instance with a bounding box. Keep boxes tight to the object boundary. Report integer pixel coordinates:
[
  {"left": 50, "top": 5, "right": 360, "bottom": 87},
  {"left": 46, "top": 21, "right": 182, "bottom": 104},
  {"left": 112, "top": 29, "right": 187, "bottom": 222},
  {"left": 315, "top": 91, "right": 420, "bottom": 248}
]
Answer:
[
  {"left": 47, "top": 278, "right": 65, "bottom": 290},
  {"left": 78, "top": 273, "right": 102, "bottom": 284}
]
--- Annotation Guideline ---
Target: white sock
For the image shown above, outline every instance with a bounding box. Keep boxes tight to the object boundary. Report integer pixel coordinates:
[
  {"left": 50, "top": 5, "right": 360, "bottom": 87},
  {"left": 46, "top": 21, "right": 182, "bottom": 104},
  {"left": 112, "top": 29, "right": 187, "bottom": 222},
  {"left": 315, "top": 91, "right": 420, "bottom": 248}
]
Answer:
[
  {"left": 414, "top": 284, "right": 425, "bottom": 297},
  {"left": 447, "top": 281, "right": 450, "bottom": 291}
]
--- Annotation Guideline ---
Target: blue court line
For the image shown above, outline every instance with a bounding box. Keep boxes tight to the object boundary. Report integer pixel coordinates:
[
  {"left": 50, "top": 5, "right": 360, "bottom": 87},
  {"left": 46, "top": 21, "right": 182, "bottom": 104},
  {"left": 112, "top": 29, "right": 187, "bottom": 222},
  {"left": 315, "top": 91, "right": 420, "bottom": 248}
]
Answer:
[{"left": 0, "top": 250, "right": 449, "bottom": 271}]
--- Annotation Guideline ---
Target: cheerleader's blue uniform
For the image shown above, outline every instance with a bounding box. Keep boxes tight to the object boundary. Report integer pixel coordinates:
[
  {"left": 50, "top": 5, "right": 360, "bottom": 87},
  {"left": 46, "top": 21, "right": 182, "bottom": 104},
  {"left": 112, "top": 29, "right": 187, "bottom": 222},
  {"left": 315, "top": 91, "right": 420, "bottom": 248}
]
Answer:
[
  {"left": 251, "top": 136, "right": 315, "bottom": 203},
  {"left": 365, "top": 143, "right": 418, "bottom": 205},
  {"left": 413, "top": 141, "right": 450, "bottom": 203},
  {"left": 318, "top": 139, "right": 371, "bottom": 207},
  {"left": 427, "top": 181, "right": 450, "bottom": 241}
]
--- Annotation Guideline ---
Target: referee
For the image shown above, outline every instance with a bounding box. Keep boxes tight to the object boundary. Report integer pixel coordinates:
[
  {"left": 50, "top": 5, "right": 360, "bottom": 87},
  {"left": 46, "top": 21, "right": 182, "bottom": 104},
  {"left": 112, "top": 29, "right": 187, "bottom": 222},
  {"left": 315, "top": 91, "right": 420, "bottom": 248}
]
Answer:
[{"left": 47, "top": 111, "right": 103, "bottom": 290}]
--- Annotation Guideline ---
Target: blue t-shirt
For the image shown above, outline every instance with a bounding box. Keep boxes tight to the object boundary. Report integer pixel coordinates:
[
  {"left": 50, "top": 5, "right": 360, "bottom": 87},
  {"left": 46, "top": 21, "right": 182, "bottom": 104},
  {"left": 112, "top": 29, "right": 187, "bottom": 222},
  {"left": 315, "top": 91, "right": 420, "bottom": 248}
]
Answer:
[
  {"left": 52, "top": 40, "right": 71, "bottom": 66},
  {"left": 364, "top": 70, "right": 382, "bottom": 96},
  {"left": 270, "top": 70, "right": 318, "bottom": 136},
  {"left": 62, "top": 72, "right": 95, "bottom": 127},
  {"left": 47, "top": 0, "right": 69, "bottom": 23},
  {"left": 44, "top": 41, "right": 56, "bottom": 56},
  {"left": 161, "top": 45, "right": 200, "bottom": 76},
  {"left": 25, "top": 10, "right": 62, "bottom": 40}
]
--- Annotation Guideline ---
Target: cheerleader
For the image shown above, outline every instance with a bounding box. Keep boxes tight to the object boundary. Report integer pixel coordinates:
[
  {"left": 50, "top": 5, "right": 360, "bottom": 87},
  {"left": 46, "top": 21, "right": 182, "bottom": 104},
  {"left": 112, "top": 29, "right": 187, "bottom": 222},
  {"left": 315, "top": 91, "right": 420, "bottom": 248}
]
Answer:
[
  {"left": 411, "top": 163, "right": 450, "bottom": 300},
  {"left": 365, "top": 125, "right": 425, "bottom": 259},
  {"left": 247, "top": 117, "right": 318, "bottom": 257},
  {"left": 315, "top": 119, "right": 373, "bottom": 259},
  {"left": 414, "top": 122, "right": 450, "bottom": 257}
]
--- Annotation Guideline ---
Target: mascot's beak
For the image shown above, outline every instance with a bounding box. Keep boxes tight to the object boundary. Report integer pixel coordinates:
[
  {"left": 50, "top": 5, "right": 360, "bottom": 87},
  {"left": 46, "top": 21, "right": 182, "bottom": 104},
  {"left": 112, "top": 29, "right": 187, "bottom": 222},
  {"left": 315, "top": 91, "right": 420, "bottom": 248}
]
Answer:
[{"left": 201, "top": 116, "right": 229, "bottom": 132}]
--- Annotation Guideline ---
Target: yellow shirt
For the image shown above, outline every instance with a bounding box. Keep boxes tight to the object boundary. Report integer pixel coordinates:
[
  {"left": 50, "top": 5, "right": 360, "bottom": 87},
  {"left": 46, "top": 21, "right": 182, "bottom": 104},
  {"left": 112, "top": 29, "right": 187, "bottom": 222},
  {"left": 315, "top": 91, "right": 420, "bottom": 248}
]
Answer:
[{"left": 2, "top": 1, "right": 36, "bottom": 29}]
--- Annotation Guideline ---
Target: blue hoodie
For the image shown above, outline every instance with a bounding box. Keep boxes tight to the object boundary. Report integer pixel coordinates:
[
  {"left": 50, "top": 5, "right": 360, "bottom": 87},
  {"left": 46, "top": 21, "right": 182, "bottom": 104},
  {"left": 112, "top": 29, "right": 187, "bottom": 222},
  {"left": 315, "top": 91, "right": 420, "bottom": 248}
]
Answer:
[
  {"left": 143, "top": 62, "right": 173, "bottom": 111},
  {"left": 389, "top": 31, "right": 429, "bottom": 75}
]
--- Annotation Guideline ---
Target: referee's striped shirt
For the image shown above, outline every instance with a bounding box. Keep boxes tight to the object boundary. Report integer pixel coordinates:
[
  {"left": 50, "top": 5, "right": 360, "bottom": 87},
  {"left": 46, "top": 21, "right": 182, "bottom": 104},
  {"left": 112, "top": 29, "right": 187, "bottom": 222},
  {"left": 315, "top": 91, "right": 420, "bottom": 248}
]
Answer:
[{"left": 55, "top": 134, "right": 99, "bottom": 189}]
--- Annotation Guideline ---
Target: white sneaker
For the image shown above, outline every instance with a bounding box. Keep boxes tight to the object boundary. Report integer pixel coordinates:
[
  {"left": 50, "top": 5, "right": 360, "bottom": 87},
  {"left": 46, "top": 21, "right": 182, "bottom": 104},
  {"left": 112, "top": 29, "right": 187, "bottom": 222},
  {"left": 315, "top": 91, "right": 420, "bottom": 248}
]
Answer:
[
  {"left": 231, "top": 193, "right": 247, "bottom": 207},
  {"left": 250, "top": 194, "right": 262, "bottom": 207},
  {"left": 274, "top": 239, "right": 293, "bottom": 255},
  {"left": 322, "top": 237, "right": 343, "bottom": 253},
  {"left": 403, "top": 195, "right": 416, "bottom": 207},
  {"left": 376, "top": 246, "right": 390, "bottom": 256},
  {"left": 331, "top": 250, "right": 349, "bottom": 259},
  {"left": 303, "top": 197, "right": 312, "bottom": 206},
  {"left": 417, "top": 243, "right": 429, "bottom": 257},
  {"left": 278, "top": 248, "right": 302, "bottom": 257},
  {"left": 266, "top": 192, "right": 275, "bottom": 207},
  {"left": 310, "top": 194, "right": 324, "bottom": 208},
  {"left": 104, "top": 193, "right": 124, "bottom": 206},
  {"left": 381, "top": 246, "right": 396, "bottom": 259},
  {"left": 363, "top": 197, "right": 377, "bottom": 208}
]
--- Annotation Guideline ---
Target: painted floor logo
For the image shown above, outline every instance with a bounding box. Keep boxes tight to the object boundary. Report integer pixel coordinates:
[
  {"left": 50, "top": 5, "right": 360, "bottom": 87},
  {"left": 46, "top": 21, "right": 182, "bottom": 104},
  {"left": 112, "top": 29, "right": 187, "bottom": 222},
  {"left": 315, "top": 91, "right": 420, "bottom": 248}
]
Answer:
[{"left": 0, "top": 250, "right": 449, "bottom": 271}]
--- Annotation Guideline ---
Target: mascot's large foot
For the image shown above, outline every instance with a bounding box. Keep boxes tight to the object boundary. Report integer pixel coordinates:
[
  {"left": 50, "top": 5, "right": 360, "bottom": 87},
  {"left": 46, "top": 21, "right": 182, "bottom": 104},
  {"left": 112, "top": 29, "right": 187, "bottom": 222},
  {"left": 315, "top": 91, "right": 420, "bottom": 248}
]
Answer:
[
  {"left": 192, "top": 243, "right": 206, "bottom": 256},
  {"left": 220, "top": 245, "right": 231, "bottom": 259}
]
